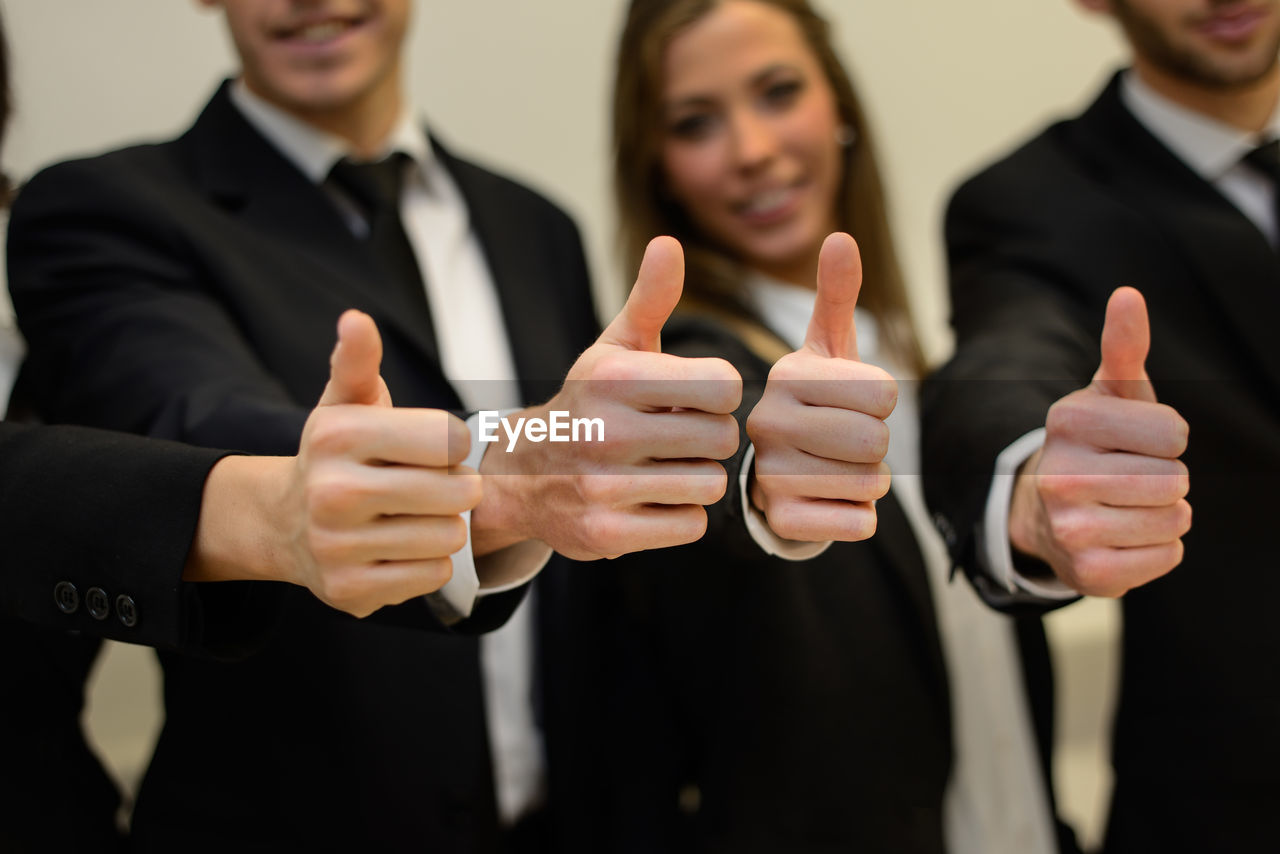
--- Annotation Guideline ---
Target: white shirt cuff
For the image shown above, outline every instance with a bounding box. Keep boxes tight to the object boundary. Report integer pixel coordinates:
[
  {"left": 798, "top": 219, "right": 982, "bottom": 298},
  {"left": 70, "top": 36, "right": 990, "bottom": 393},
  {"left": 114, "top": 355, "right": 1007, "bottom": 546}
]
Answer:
[
  {"left": 981, "top": 427, "right": 1076, "bottom": 600},
  {"left": 739, "top": 443, "right": 833, "bottom": 561},
  {"left": 434, "top": 411, "right": 553, "bottom": 620}
]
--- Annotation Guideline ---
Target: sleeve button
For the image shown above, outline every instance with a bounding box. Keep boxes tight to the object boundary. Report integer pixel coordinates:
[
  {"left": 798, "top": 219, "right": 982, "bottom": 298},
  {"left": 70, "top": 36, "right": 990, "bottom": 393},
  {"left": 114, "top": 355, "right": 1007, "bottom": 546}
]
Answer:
[
  {"left": 115, "top": 595, "right": 139, "bottom": 628},
  {"left": 53, "top": 581, "right": 79, "bottom": 615},
  {"left": 86, "top": 587, "right": 110, "bottom": 620}
]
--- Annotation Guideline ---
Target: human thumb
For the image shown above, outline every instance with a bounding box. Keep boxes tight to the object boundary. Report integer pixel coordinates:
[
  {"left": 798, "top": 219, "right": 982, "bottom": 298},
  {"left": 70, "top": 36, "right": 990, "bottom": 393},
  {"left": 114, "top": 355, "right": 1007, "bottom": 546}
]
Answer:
[
  {"left": 1093, "top": 286, "right": 1155, "bottom": 403},
  {"left": 319, "top": 309, "right": 393, "bottom": 407},
  {"left": 601, "top": 235, "right": 684, "bottom": 352},
  {"left": 803, "top": 232, "right": 863, "bottom": 360}
]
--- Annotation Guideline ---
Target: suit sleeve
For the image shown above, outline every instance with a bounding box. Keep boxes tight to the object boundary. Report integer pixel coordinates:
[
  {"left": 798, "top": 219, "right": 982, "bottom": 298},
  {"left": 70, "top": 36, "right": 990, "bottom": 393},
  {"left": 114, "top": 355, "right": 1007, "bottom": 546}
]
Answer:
[
  {"left": 0, "top": 421, "right": 262, "bottom": 656},
  {"left": 921, "top": 165, "right": 1100, "bottom": 614},
  {"left": 6, "top": 160, "right": 517, "bottom": 640},
  {"left": 8, "top": 158, "right": 311, "bottom": 454}
]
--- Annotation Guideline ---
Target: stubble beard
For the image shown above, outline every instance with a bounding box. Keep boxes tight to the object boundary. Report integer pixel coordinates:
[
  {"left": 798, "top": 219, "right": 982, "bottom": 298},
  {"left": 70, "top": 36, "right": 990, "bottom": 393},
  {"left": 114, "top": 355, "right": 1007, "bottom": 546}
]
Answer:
[{"left": 1112, "top": 0, "right": 1280, "bottom": 90}]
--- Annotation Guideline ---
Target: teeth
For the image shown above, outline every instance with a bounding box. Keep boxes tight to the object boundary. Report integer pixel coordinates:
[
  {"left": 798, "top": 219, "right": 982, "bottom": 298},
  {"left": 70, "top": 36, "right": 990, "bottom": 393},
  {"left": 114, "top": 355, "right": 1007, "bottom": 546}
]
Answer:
[
  {"left": 297, "top": 21, "right": 350, "bottom": 43},
  {"left": 742, "top": 188, "right": 792, "bottom": 215}
]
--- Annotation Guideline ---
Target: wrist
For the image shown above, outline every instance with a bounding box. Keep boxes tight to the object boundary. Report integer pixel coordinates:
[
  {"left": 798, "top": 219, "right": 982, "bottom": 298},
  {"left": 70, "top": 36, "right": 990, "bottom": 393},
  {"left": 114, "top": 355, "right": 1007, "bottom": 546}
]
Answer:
[
  {"left": 183, "top": 455, "right": 294, "bottom": 584},
  {"left": 471, "top": 440, "right": 536, "bottom": 557},
  {"left": 1007, "top": 450, "right": 1045, "bottom": 561}
]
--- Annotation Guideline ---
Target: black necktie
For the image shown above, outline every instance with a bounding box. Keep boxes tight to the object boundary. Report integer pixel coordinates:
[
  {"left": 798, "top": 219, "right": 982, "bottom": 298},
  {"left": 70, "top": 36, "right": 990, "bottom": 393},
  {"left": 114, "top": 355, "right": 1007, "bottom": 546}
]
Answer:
[
  {"left": 327, "top": 153, "right": 438, "bottom": 360},
  {"left": 1242, "top": 138, "right": 1280, "bottom": 246}
]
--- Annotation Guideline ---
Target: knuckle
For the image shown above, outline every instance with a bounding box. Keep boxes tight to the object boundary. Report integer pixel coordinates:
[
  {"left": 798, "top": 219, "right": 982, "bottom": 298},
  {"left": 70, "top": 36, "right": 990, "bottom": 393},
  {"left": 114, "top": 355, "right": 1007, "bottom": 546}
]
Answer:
[
  {"left": 579, "top": 474, "right": 622, "bottom": 508},
  {"left": 446, "top": 414, "right": 473, "bottom": 463},
  {"left": 440, "top": 515, "right": 469, "bottom": 555},
  {"left": 712, "top": 417, "right": 742, "bottom": 459},
  {"left": 306, "top": 414, "right": 359, "bottom": 457},
  {"left": 869, "top": 466, "right": 892, "bottom": 501},
  {"left": 692, "top": 465, "right": 729, "bottom": 505},
  {"left": 1048, "top": 511, "right": 1089, "bottom": 552},
  {"left": 305, "top": 528, "right": 348, "bottom": 567},
  {"left": 745, "top": 402, "right": 786, "bottom": 444},
  {"left": 319, "top": 570, "right": 362, "bottom": 611},
  {"left": 581, "top": 511, "right": 625, "bottom": 557},
  {"left": 306, "top": 476, "right": 362, "bottom": 521},
  {"left": 762, "top": 501, "right": 802, "bottom": 540},
  {"left": 669, "top": 506, "right": 708, "bottom": 546},
  {"left": 866, "top": 371, "right": 899, "bottom": 418},
  {"left": 451, "top": 471, "right": 484, "bottom": 512},
  {"left": 1038, "top": 472, "right": 1082, "bottom": 503},
  {"left": 590, "top": 350, "right": 643, "bottom": 385},
  {"left": 1069, "top": 551, "right": 1108, "bottom": 594},
  {"left": 856, "top": 420, "right": 891, "bottom": 462},
  {"left": 1045, "top": 395, "right": 1089, "bottom": 438},
  {"left": 1175, "top": 499, "right": 1193, "bottom": 537},
  {"left": 767, "top": 352, "right": 806, "bottom": 384},
  {"left": 705, "top": 358, "right": 744, "bottom": 402},
  {"left": 851, "top": 506, "right": 879, "bottom": 541},
  {"left": 1159, "top": 460, "right": 1191, "bottom": 502},
  {"left": 1167, "top": 409, "right": 1190, "bottom": 454},
  {"left": 424, "top": 557, "right": 454, "bottom": 589}
]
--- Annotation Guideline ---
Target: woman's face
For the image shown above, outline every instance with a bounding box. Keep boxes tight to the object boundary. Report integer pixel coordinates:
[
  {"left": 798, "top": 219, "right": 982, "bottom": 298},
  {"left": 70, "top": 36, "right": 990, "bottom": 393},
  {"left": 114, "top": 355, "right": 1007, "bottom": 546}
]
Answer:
[{"left": 659, "top": 0, "right": 843, "bottom": 286}]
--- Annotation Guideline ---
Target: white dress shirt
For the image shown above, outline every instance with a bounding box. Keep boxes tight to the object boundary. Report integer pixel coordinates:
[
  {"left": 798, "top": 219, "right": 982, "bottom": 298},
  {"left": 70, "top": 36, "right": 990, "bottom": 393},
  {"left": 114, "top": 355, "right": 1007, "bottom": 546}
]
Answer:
[
  {"left": 745, "top": 275, "right": 1057, "bottom": 854},
  {"left": 981, "top": 71, "right": 1280, "bottom": 600},
  {"left": 230, "top": 81, "right": 546, "bottom": 825}
]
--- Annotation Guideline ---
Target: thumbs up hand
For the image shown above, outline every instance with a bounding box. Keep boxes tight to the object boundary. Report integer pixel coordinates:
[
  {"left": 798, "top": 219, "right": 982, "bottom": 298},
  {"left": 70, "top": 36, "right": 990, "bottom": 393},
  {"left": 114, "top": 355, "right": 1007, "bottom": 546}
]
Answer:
[
  {"left": 471, "top": 236, "right": 742, "bottom": 561},
  {"left": 188, "top": 310, "right": 481, "bottom": 618},
  {"left": 1009, "top": 287, "right": 1191, "bottom": 597},
  {"left": 745, "top": 233, "right": 897, "bottom": 542}
]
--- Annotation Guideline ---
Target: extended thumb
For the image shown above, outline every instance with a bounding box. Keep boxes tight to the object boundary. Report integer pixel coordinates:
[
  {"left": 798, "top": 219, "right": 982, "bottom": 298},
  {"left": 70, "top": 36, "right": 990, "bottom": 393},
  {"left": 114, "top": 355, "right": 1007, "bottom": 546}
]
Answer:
[
  {"left": 804, "top": 232, "right": 863, "bottom": 360},
  {"left": 1094, "top": 286, "right": 1155, "bottom": 402},
  {"left": 602, "top": 235, "right": 684, "bottom": 352},
  {"left": 319, "top": 309, "right": 392, "bottom": 407}
]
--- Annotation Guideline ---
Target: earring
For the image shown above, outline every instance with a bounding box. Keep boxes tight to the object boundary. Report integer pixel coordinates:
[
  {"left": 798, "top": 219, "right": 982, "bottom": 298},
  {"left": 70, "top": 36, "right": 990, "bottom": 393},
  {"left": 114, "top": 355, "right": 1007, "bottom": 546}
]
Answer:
[{"left": 835, "top": 124, "right": 857, "bottom": 148}]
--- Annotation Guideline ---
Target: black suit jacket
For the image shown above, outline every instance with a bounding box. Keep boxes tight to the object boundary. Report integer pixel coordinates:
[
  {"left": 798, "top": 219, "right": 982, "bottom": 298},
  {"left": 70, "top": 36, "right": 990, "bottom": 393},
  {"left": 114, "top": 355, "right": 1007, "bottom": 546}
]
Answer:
[
  {"left": 9, "top": 82, "right": 599, "bottom": 853},
  {"left": 0, "top": 423, "right": 227, "bottom": 854},
  {"left": 599, "top": 317, "right": 952, "bottom": 854},
  {"left": 922, "top": 74, "right": 1280, "bottom": 853}
]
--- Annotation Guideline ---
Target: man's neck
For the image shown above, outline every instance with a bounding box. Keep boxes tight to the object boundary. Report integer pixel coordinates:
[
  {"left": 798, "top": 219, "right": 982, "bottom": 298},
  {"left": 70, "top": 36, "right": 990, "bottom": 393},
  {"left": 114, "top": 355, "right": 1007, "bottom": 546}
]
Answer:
[
  {"left": 243, "top": 77, "right": 404, "bottom": 160},
  {"left": 1133, "top": 59, "right": 1280, "bottom": 133}
]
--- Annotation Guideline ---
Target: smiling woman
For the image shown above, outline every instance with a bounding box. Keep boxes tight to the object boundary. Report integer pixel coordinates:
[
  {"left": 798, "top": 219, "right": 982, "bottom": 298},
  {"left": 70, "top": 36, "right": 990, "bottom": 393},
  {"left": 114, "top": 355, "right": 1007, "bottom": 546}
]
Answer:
[
  {"left": 602, "top": 2, "right": 1064, "bottom": 853},
  {"left": 657, "top": 1, "right": 845, "bottom": 288}
]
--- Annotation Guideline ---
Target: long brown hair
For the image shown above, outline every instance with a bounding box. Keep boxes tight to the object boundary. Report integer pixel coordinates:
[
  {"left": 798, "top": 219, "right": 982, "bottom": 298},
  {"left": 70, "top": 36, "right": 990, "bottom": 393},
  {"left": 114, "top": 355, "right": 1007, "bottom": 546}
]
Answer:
[{"left": 612, "top": 0, "right": 924, "bottom": 374}]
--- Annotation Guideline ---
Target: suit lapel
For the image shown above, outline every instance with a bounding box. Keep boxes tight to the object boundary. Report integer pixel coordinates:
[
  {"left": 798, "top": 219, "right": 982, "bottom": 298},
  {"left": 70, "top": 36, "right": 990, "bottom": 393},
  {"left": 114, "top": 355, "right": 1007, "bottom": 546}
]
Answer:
[
  {"left": 721, "top": 313, "right": 949, "bottom": 702},
  {"left": 1075, "top": 78, "right": 1280, "bottom": 399},
  {"left": 182, "top": 82, "right": 449, "bottom": 384},
  {"left": 872, "top": 492, "right": 951, "bottom": 711}
]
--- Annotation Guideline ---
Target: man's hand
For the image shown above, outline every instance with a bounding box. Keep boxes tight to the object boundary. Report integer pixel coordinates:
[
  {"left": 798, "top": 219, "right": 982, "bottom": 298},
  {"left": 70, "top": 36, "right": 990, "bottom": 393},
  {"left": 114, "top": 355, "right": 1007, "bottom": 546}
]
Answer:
[
  {"left": 1009, "top": 287, "right": 1191, "bottom": 597},
  {"left": 187, "top": 310, "right": 482, "bottom": 619},
  {"left": 745, "top": 232, "right": 897, "bottom": 542},
  {"left": 471, "top": 236, "right": 742, "bottom": 560}
]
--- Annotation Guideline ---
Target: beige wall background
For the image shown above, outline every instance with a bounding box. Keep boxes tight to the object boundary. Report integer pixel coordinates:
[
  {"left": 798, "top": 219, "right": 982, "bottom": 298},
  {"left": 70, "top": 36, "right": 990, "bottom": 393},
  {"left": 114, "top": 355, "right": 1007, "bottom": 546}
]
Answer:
[{"left": 5, "top": 0, "right": 1129, "bottom": 847}]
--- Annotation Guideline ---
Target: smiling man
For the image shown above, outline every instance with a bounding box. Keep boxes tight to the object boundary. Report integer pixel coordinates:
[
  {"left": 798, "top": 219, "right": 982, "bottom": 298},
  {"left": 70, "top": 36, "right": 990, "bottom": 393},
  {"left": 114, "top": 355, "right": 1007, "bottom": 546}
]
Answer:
[
  {"left": 922, "top": 1, "right": 1280, "bottom": 851},
  {"left": 6, "top": 1, "right": 742, "bottom": 851}
]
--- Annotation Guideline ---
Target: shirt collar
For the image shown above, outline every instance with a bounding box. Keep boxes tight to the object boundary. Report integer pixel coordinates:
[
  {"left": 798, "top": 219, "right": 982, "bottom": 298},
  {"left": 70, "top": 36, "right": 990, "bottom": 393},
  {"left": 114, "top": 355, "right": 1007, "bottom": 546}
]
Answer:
[
  {"left": 229, "top": 77, "right": 435, "bottom": 185},
  {"left": 744, "top": 271, "right": 880, "bottom": 361},
  {"left": 1120, "top": 69, "right": 1280, "bottom": 181}
]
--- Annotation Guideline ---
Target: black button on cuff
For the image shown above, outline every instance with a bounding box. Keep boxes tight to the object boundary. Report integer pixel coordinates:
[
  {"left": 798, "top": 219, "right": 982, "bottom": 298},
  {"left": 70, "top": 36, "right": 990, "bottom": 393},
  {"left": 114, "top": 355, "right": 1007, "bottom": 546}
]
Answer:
[
  {"left": 54, "top": 581, "right": 79, "bottom": 615},
  {"left": 116, "top": 595, "right": 138, "bottom": 628},
  {"left": 86, "top": 587, "right": 110, "bottom": 620}
]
